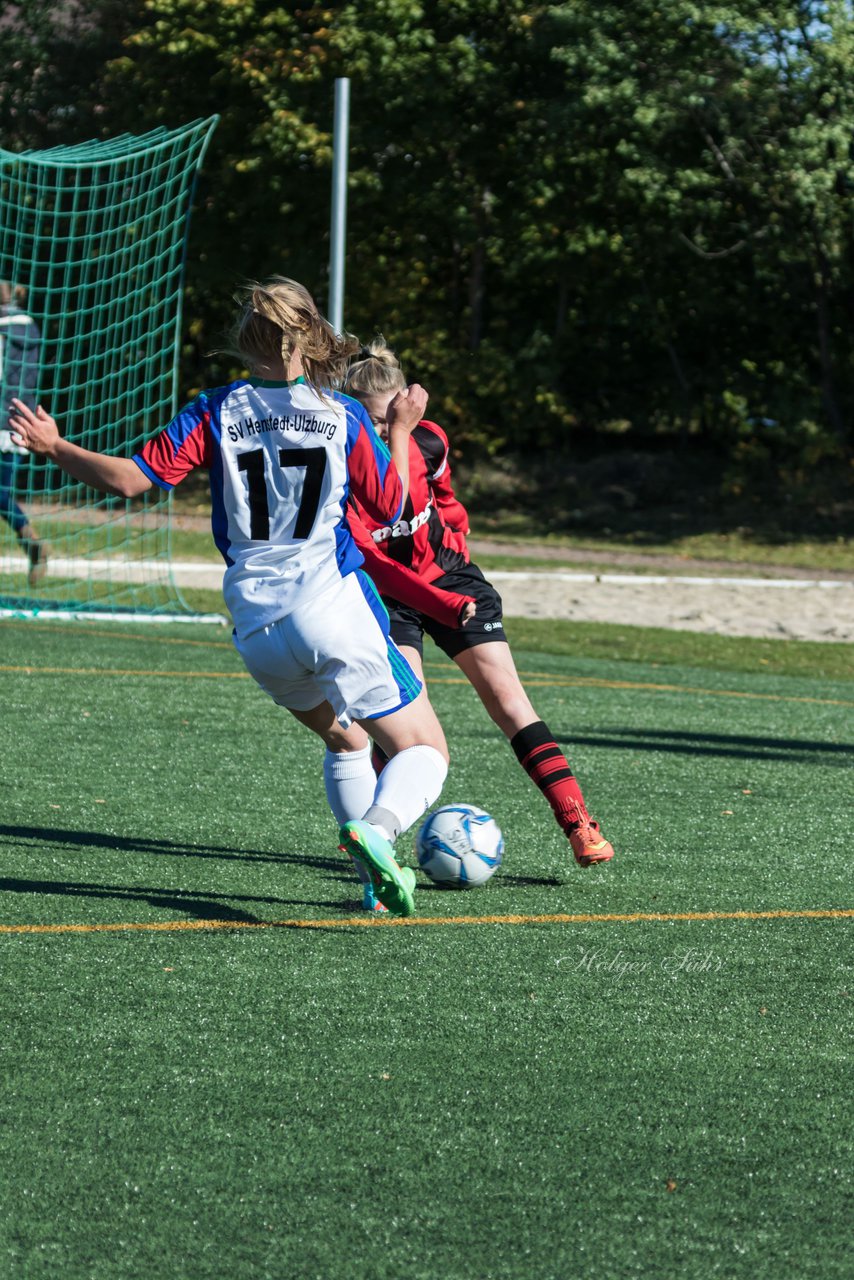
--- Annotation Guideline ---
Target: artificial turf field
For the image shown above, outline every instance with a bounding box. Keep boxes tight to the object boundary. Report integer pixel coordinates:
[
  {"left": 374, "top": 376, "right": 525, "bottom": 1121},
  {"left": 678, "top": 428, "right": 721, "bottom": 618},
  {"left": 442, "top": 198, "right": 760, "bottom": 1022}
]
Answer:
[{"left": 0, "top": 617, "right": 851, "bottom": 1280}]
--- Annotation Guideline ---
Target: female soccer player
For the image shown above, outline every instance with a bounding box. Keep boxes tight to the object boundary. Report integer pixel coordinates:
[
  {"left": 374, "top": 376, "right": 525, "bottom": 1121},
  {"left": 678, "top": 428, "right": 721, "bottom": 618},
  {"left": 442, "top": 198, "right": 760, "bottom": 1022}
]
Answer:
[
  {"left": 344, "top": 339, "right": 615, "bottom": 868},
  {"left": 8, "top": 278, "right": 448, "bottom": 916}
]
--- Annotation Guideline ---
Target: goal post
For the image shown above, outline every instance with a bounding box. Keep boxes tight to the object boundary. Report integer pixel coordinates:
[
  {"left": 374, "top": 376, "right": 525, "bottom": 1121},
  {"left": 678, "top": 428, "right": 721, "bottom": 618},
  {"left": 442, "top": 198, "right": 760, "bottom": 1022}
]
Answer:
[{"left": 0, "top": 116, "right": 225, "bottom": 623}]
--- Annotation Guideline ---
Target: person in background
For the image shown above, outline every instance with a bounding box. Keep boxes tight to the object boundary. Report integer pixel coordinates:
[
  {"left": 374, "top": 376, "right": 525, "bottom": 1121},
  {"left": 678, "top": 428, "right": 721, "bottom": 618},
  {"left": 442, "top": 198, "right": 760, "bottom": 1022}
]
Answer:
[
  {"left": 345, "top": 338, "right": 615, "bottom": 869},
  {"left": 0, "top": 281, "right": 48, "bottom": 586}
]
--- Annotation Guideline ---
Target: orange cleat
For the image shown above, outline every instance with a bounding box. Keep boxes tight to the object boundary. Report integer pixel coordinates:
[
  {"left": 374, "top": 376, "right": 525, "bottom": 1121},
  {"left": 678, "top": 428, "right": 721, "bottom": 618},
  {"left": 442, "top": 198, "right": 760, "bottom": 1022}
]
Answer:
[{"left": 568, "top": 818, "right": 615, "bottom": 867}]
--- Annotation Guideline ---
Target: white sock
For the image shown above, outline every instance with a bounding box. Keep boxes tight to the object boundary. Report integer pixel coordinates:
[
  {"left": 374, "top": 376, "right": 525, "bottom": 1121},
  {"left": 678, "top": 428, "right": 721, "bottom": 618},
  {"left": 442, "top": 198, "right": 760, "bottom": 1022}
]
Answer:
[
  {"left": 323, "top": 744, "right": 376, "bottom": 824},
  {"left": 324, "top": 745, "right": 377, "bottom": 894},
  {"left": 367, "top": 745, "right": 448, "bottom": 841}
]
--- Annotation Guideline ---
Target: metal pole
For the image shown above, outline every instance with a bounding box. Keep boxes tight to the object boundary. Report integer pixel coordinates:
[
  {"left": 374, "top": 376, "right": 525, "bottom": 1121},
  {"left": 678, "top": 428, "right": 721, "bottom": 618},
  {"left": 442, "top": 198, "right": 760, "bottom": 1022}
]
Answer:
[{"left": 328, "top": 77, "right": 350, "bottom": 333}]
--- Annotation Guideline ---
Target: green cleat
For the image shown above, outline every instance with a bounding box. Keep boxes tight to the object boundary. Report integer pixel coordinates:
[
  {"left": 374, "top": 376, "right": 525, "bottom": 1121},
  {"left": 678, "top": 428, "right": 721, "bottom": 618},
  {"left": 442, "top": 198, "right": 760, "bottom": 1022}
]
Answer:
[{"left": 338, "top": 820, "right": 417, "bottom": 917}]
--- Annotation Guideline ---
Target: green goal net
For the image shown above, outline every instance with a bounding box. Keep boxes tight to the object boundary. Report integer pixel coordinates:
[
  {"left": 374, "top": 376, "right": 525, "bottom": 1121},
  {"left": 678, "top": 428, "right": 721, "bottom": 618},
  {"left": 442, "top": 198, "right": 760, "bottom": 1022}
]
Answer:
[{"left": 0, "top": 117, "right": 223, "bottom": 622}]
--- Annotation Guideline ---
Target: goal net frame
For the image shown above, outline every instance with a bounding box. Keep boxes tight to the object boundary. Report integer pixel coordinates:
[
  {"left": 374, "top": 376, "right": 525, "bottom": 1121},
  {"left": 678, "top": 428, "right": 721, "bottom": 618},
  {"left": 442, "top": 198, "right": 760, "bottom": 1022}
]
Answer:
[{"left": 0, "top": 116, "right": 224, "bottom": 624}]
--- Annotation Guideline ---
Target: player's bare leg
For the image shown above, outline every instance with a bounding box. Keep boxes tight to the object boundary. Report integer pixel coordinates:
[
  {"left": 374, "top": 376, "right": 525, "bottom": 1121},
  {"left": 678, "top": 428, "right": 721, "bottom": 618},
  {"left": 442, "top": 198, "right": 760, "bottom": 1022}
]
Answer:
[{"left": 453, "top": 642, "right": 614, "bottom": 867}]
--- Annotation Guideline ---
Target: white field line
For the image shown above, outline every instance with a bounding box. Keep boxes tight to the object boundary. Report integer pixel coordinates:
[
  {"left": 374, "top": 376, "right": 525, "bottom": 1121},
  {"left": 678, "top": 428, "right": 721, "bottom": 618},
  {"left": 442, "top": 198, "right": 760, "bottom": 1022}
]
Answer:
[
  {"left": 487, "top": 571, "right": 853, "bottom": 589},
  {"left": 1, "top": 553, "right": 849, "bottom": 590},
  {"left": 0, "top": 609, "right": 227, "bottom": 624},
  {"left": 0, "top": 554, "right": 223, "bottom": 586}
]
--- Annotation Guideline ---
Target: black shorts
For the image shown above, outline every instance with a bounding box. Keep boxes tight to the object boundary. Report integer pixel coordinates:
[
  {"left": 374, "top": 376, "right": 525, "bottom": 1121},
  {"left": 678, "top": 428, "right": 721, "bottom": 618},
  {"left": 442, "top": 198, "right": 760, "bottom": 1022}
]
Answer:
[{"left": 385, "top": 562, "right": 505, "bottom": 659}]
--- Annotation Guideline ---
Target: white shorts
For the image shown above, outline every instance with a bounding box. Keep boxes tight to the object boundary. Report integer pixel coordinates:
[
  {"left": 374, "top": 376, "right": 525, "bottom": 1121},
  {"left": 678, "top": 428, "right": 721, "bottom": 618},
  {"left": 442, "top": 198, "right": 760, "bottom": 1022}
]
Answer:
[{"left": 233, "top": 570, "right": 422, "bottom": 728}]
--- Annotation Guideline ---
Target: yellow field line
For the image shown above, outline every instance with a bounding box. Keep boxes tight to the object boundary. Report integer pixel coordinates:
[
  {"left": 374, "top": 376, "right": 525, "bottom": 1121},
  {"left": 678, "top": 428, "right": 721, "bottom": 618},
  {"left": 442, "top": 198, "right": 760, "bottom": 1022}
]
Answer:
[
  {"left": 1, "top": 907, "right": 851, "bottom": 937},
  {"left": 2, "top": 660, "right": 851, "bottom": 707},
  {"left": 0, "top": 664, "right": 248, "bottom": 679},
  {"left": 426, "top": 674, "right": 853, "bottom": 707},
  {"left": 19, "top": 623, "right": 234, "bottom": 649}
]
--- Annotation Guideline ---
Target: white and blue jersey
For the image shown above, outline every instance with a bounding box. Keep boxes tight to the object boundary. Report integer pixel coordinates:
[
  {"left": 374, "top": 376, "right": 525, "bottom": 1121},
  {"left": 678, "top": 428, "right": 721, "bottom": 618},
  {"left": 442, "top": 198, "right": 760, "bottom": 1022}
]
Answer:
[{"left": 133, "top": 376, "right": 405, "bottom": 640}]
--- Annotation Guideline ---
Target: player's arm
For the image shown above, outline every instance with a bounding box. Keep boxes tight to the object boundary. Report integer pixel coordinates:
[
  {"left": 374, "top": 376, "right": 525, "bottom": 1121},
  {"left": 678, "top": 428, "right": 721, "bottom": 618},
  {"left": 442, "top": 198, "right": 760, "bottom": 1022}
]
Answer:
[
  {"left": 8, "top": 399, "right": 151, "bottom": 497},
  {"left": 428, "top": 426, "right": 470, "bottom": 534},
  {"left": 385, "top": 384, "right": 428, "bottom": 510},
  {"left": 348, "top": 385, "right": 428, "bottom": 523},
  {"left": 368, "top": 551, "right": 476, "bottom": 628},
  {"left": 349, "top": 503, "right": 475, "bottom": 627}
]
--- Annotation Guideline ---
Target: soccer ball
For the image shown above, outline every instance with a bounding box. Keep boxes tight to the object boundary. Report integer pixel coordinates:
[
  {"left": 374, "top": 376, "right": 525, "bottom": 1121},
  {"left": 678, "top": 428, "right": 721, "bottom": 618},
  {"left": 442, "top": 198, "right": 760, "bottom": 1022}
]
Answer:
[{"left": 415, "top": 804, "right": 504, "bottom": 889}]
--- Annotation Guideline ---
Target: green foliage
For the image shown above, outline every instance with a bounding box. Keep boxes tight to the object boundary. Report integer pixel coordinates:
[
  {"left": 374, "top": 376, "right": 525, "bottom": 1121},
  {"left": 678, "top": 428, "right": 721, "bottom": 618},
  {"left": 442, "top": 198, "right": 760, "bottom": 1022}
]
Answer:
[{"left": 1, "top": 0, "right": 853, "bottom": 504}]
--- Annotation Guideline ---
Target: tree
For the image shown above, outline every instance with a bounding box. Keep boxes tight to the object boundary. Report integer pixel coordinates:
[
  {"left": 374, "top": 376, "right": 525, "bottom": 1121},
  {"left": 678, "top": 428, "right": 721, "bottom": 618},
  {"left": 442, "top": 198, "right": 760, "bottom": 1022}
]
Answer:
[
  {"left": 3, "top": 0, "right": 852, "bottom": 474},
  {"left": 0, "top": 1, "right": 143, "bottom": 149}
]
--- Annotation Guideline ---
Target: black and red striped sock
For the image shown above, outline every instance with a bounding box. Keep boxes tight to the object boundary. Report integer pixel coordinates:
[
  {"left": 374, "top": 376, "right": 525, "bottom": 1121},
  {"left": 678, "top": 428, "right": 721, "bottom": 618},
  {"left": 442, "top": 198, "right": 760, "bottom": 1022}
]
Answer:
[{"left": 510, "top": 720, "right": 588, "bottom": 834}]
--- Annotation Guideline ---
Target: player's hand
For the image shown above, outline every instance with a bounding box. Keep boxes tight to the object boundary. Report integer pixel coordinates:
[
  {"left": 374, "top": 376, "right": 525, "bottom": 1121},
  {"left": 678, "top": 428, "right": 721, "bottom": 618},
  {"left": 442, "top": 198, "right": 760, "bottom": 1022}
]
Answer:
[
  {"left": 459, "top": 601, "right": 477, "bottom": 626},
  {"left": 386, "top": 383, "right": 428, "bottom": 434},
  {"left": 8, "top": 400, "right": 60, "bottom": 456}
]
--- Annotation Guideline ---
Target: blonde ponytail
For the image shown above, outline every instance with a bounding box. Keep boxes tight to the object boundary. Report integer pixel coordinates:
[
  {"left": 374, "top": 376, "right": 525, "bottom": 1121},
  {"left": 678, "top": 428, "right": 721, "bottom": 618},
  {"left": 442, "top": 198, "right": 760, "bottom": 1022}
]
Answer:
[
  {"left": 344, "top": 336, "right": 407, "bottom": 397},
  {"left": 229, "top": 276, "right": 359, "bottom": 390}
]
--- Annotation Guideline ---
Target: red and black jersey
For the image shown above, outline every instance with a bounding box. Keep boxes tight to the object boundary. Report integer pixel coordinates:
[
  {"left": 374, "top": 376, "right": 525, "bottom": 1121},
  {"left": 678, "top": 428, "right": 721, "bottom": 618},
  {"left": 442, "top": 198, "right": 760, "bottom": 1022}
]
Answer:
[
  {"left": 348, "top": 512, "right": 474, "bottom": 628},
  {"left": 350, "top": 420, "right": 470, "bottom": 584}
]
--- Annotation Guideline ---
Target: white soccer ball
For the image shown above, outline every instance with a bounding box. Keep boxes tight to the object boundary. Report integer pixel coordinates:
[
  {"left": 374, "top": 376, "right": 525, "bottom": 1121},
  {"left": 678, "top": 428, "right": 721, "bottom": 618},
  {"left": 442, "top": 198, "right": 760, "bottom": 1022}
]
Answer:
[{"left": 416, "top": 804, "right": 504, "bottom": 889}]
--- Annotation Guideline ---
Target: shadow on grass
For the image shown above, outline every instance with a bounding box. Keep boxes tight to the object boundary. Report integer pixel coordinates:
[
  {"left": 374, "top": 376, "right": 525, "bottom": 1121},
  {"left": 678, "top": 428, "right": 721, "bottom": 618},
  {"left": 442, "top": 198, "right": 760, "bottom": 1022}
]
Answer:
[
  {"left": 0, "top": 823, "right": 366, "bottom": 920},
  {"left": 0, "top": 875, "right": 361, "bottom": 922},
  {"left": 0, "top": 823, "right": 346, "bottom": 872},
  {"left": 555, "top": 728, "right": 854, "bottom": 765},
  {"left": 417, "top": 873, "right": 562, "bottom": 890},
  {"left": 0, "top": 876, "right": 270, "bottom": 922}
]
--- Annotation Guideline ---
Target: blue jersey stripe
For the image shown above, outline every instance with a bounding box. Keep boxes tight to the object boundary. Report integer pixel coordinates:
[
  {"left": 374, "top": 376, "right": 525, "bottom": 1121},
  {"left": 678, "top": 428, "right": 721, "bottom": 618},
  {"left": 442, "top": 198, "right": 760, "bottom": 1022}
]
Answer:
[
  {"left": 132, "top": 453, "right": 172, "bottom": 490},
  {"left": 356, "top": 570, "right": 422, "bottom": 707},
  {"left": 335, "top": 391, "right": 403, "bottom": 522},
  {"left": 387, "top": 641, "right": 422, "bottom": 701},
  {"left": 165, "top": 382, "right": 243, "bottom": 453},
  {"left": 356, "top": 568, "right": 391, "bottom": 637}
]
